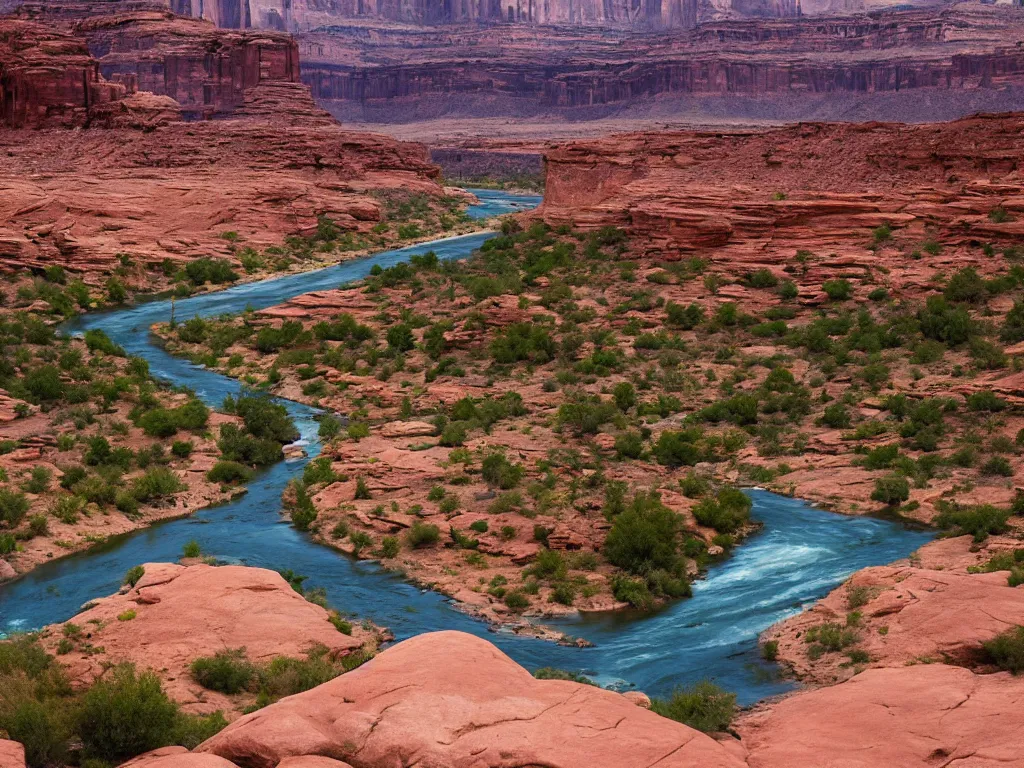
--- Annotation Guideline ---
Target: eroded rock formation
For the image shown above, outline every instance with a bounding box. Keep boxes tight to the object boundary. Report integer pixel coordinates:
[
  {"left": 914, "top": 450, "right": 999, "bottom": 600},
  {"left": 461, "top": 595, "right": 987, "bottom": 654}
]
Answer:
[
  {"left": 297, "top": 5, "right": 1024, "bottom": 124},
  {"left": 7, "top": 4, "right": 301, "bottom": 120},
  {"left": 538, "top": 112, "right": 1024, "bottom": 274}
]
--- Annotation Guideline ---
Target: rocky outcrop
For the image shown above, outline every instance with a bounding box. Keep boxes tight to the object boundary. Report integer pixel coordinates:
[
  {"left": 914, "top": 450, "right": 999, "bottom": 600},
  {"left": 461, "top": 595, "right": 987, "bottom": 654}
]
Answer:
[
  {"left": 38, "top": 564, "right": 378, "bottom": 715},
  {"left": 737, "top": 664, "right": 1024, "bottom": 768},
  {"left": 7, "top": 6, "right": 302, "bottom": 120},
  {"left": 537, "top": 112, "right": 1024, "bottom": 286},
  {"left": 0, "top": 25, "right": 443, "bottom": 280},
  {"left": 196, "top": 630, "right": 744, "bottom": 768},
  {"left": 0, "top": 18, "right": 128, "bottom": 128},
  {"left": 297, "top": 5, "right": 1024, "bottom": 124},
  {"left": 763, "top": 543, "right": 1024, "bottom": 684}
]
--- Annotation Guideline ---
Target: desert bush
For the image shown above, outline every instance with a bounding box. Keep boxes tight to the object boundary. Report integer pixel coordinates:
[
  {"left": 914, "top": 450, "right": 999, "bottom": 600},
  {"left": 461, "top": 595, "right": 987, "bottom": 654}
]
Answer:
[
  {"left": 190, "top": 649, "right": 256, "bottom": 694},
  {"left": 650, "top": 681, "right": 736, "bottom": 733}
]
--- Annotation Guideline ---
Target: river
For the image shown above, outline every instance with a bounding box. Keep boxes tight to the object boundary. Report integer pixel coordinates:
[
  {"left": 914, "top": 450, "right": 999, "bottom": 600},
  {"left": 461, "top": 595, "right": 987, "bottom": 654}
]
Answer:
[{"left": 0, "top": 189, "right": 933, "bottom": 704}]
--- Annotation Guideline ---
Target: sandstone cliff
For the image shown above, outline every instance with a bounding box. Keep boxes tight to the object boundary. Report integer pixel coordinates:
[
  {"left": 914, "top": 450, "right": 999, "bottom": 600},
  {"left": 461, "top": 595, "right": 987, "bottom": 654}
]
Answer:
[
  {"left": 295, "top": 5, "right": 1024, "bottom": 125},
  {"left": 537, "top": 112, "right": 1024, "bottom": 275},
  {"left": 9, "top": 5, "right": 301, "bottom": 119}
]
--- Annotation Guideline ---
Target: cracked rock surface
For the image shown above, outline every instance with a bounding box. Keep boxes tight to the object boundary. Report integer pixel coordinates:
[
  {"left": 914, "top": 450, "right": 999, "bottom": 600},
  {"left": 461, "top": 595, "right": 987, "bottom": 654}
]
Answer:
[
  {"left": 737, "top": 665, "right": 1024, "bottom": 768},
  {"left": 195, "top": 630, "right": 746, "bottom": 768}
]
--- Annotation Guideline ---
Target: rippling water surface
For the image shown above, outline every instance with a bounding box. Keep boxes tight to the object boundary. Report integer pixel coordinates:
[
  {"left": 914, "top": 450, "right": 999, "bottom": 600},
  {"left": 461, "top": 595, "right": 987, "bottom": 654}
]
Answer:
[{"left": 0, "top": 190, "right": 932, "bottom": 703}]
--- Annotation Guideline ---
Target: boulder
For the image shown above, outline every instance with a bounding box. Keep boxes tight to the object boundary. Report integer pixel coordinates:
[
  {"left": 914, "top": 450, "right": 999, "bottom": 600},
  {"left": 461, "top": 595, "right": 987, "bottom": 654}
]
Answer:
[{"left": 198, "top": 630, "right": 745, "bottom": 768}]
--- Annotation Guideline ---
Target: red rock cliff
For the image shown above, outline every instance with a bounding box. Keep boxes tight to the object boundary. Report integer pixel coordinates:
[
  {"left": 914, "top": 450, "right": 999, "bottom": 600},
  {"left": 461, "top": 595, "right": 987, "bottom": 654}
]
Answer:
[
  {"left": 296, "top": 5, "right": 1024, "bottom": 124},
  {"left": 11, "top": 4, "right": 301, "bottom": 119},
  {"left": 537, "top": 112, "right": 1024, "bottom": 277}
]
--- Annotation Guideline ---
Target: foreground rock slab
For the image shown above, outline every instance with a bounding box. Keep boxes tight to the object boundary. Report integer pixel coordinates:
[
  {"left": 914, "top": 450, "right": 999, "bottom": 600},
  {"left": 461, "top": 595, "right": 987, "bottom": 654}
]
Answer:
[
  {"left": 197, "top": 630, "right": 744, "bottom": 768},
  {"left": 738, "top": 665, "right": 1024, "bottom": 768}
]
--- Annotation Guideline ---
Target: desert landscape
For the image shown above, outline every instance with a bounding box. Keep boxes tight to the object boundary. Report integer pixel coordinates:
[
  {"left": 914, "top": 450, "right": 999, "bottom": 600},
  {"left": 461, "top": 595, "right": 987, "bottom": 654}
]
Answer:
[{"left": 1, "top": 0, "right": 1023, "bottom": 765}]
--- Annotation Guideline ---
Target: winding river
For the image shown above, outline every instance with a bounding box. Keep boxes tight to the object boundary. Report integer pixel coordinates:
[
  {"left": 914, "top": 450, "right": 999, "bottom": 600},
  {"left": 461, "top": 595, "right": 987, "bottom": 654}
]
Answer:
[{"left": 0, "top": 190, "right": 932, "bottom": 704}]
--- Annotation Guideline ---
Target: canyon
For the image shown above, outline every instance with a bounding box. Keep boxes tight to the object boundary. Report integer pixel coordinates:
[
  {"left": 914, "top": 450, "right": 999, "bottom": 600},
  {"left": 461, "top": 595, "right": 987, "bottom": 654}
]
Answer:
[
  {"left": 0, "top": 1, "right": 1023, "bottom": 767},
  {"left": 0, "top": 5, "right": 471, "bottom": 290}
]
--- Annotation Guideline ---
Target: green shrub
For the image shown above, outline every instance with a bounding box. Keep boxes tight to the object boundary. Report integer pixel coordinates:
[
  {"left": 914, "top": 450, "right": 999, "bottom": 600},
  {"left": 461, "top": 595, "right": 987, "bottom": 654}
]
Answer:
[
  {"left": 692, "top": 487, "right": 752, "bottom": 534},
  {"left": 84, "top": 329, "right": 125, "bottom": 357},
  {"left": 533, "top": 667, "right": 595, "bottom": 685},
  {"left": 131, "top": 468, "right": 185, "bottom": 503},
  {"left": 944, "top": 267, "right": 986, "bottom": 303},
  {"left": 935, "top": 504, "right": 1010, "bottom": 542},
  {"left": 207, "top": 461, "right": 252, "bottom": 484},
  {"left": 22, "top": 466, "right": 51, "bottom": 494},
  {"left": 190, "top": 649, "right": 255, "bottom": 694},
  {"left": 0, "top": 488, "right": 30, "bottom": 527},
  {"left": 3, "top": 695, "right": 72, "bottom": 768},
  {"left": 556, "top": 398, "right": 617, "bottom": 435},
  {"left": 652, "top": 430, "right": 702, "bottom": 467},
  {"left": 664, "top": 302, "right": 704, "bottom": 330},
  {"left": 981, "top": 456, "right": 1014, "bottom": 477},
  {"left": 822, "top": 279, "right": 852, "bottom": 301},
  {"left": 650, "top": 681, "right": 736, "bottom": 733},
  {"left": 615, "top": 431, "right": 644, "bottom": 459},
  {"left": 604, "top": 492, "right": 682, "bottom": 575},
  {"left": 611, "top": 574, "right": 654, "bottom": 610},
  {"left": 171, "top": 440, "right": 193, "bottom": 459},
  {"left": 123, "top": 565, "right": 145, "bottom": 587},
  {"left": 919, "top": 296, "right": 974, "bottom": 346},
  {"left": 407, "top": 521, "right": 440, "bottom": 548},
  {"left": 967, "top": 391, "right": 1006, "bottom": 413},
  {"left": 379, "top": 536, "right": 401, "bottom": 558},
  {"left": 804, "top": 622, "right": 858, "bottom": 657},
  {"left": 981, "top": 626, "right": 1024, "bottom": 674},
  {"left": 820, "top": 403, "right": 851, "bottom": 429},
  {"left": 490, "top": 323, "right": 556, "bottom": 364},
  {"left": 870, "top": 474, "right": 909, "bottom": 506},
  {"left": 227, "top": 395, "right": 299, "bottom": 444},
  {"left": 481, "top": 453, "right": 524, "bottom": 489},
  {"left": 182, "top": 540, "right": 202, "bottom": 558},
  {"left": 504, "top": 590, "right": 530, "bottom": 611},
  {"left": 77, "top": 665, "right": 180, "bottom": 762}
]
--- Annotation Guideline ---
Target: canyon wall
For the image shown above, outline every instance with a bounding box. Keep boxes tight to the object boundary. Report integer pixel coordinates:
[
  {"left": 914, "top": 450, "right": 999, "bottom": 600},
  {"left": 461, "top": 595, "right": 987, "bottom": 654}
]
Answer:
[
  {"left": 536, "top": 112, "right": 1024, "bottom": 264},
  {"left": 9, "top": 4, "right": 301, "bottom": 119},
  {"left": 295, "top": 5, "right": 1024, "bottom": 124},
  {"left": 153, "top": 0, "right": 945, "bottom": 31},
  {"left": 0, "top": 19, "right": 129, "bottom": 127}
]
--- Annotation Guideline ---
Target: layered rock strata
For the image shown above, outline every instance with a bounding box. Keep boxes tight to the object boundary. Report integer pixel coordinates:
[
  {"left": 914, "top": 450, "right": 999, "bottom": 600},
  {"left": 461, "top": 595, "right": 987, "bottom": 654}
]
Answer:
[
  {"left": 297, "top": 5, "right": 1024, "bottom": 124},
  {"left": 538, "top": 111, "right": 1024, "bottom": 276}
]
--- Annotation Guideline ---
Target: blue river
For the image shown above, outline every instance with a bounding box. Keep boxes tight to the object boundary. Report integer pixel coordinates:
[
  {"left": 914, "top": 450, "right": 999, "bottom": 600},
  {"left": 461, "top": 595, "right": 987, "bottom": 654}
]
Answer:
[{"left": 0, "top": 189, "right": 932, "bottom": 703}]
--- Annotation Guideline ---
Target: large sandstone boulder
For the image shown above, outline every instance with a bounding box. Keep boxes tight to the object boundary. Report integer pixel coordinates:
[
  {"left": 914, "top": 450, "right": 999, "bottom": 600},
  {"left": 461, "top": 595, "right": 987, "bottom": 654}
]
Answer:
[
  {"left": 739, "top": 665, "right": 1024, "bottom": 768},
  {"left": 38, "top": 564, "right": 375, "bottom": 714},
  {"left": 197, "top": 630, "right": 745, "bottom": 768}
]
